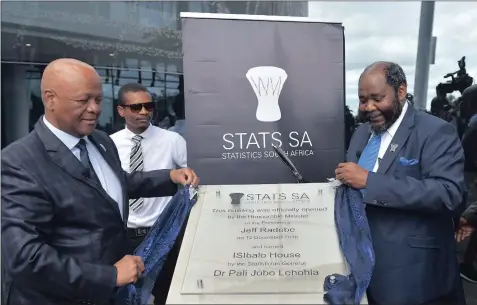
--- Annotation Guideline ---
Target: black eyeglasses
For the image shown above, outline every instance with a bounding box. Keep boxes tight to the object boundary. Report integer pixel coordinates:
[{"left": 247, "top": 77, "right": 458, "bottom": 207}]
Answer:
[{"left": 121, "top": 102, "right": 155, "bottom": 113}]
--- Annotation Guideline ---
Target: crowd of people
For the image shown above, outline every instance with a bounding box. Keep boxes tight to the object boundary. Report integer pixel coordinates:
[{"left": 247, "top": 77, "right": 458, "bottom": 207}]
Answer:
[
  {"left": 431, "top": 83, "right": 477, "bottom": 285},
  {"left": 1, "top": 57, "right": 476, "bottom": 305}
]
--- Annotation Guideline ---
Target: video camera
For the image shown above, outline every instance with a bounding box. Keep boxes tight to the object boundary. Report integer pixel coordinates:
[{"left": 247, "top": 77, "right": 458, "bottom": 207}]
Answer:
[
  {"left": 430, "top": 57, "right": 474, "bottom": 134},
  {"left": 435, "top": 56, "right": 474, "bottom": 98}
]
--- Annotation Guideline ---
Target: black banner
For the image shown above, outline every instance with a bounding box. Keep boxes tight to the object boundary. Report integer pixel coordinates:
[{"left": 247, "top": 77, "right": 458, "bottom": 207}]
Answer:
[{"left": 181, "top": 13, "right": 345, "bottom": 185}]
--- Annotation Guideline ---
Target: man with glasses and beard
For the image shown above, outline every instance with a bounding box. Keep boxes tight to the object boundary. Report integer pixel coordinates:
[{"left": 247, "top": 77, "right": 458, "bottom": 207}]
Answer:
[
  {"left": 110, "top": 83, "right": 187, "bottom": 305},
  {"left": 335, "top": 62, "right": 466, "bottom": 305}
]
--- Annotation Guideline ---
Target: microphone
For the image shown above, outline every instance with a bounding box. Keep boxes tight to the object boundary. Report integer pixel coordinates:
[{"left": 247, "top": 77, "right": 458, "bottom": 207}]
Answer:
[{"left": 272, "top": 145, "right": 307, "bottom": 183}]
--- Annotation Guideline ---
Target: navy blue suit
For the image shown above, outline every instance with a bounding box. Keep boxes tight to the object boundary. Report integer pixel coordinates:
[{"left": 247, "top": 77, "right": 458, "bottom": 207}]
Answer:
[
  {"left": 1, "top": 119, "right": 177, "bottom": 305},
  {"left": 347, "top": 105, "right": 466, "bottom": 305}
]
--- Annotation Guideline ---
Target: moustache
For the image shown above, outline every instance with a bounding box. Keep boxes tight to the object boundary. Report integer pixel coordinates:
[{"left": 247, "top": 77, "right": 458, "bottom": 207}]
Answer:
[
  {"left": 366, "top": 111, "right": 382, "bottom": 120},
  {"left": 358, "top": 110, "right": 380, "bottom": 121}
]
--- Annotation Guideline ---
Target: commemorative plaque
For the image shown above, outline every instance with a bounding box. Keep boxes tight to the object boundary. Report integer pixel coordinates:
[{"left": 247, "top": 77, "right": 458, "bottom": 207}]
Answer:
[{"left": 166, "top": 183, "right": 356, "bottom": 304}]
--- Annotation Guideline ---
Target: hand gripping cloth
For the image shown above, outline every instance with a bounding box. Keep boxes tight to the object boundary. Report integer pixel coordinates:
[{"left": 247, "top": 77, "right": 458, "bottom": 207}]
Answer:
[
  {"left": 116, "top": 186, "right": 197, "bottom": 305},
  {"left": 323, "top": 184, "right": 375, "bottom": 305}
]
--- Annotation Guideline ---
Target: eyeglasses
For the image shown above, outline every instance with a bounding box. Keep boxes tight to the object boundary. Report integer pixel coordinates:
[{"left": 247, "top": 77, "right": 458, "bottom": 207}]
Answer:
[{"left": 121, "top": 102, "right": 155, "bottom": 113}]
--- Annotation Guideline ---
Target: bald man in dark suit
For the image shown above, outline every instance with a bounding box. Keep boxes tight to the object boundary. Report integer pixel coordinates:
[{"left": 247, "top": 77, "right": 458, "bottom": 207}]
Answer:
[{"left": 1, "top": 58, "right": 199, "bottom": 305}]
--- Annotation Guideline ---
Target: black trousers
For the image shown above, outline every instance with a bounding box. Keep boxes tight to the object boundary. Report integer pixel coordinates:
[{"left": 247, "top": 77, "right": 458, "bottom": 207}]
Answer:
[
  {"left": 127, "top": 225, "right": 185, "bottom": 305},
  {"left": 367, "top": 283, "right": 467, "bottom": 305}
]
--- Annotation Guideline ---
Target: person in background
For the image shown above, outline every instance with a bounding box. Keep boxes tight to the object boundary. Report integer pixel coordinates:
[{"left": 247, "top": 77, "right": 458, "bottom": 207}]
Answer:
[
  {"left": 458, "top": 88, "right": 477, "bottom": 282},
  {"left": 110, "top": 82, "right": 187, "bottom": 305},
  {"left": 460, "top": 85, "right": 477, "bottom": 129},
  {"left": 1, "top": 59, "right": 198, "bottom": 305},
  {"left": 336, "top": 61, "right": 466, "bottom": 305},
  {"left": 168, "top": 75, "right": 186, "bottom": 138},
  {"left": 457, "top": 201, "right": 477, "bottom": 283}
]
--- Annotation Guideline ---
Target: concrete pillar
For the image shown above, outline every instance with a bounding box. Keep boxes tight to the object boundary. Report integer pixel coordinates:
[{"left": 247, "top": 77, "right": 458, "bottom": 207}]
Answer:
[{"left": 413, "top": 1, "right": 435, "bottom": 110}]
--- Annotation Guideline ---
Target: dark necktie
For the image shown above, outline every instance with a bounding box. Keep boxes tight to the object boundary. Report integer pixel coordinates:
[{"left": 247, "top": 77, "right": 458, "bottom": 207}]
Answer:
[{"left": 76, "top": 139, "right": 101, "bottom": 186}]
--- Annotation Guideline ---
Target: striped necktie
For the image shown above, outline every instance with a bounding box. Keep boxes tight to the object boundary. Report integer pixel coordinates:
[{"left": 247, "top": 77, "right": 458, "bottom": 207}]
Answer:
[
  {"left": 129, "top": 135, "right": 144, "bottom": 211},
  {"left": 357, "top": 134, "right": 382, "bottom": 195}
]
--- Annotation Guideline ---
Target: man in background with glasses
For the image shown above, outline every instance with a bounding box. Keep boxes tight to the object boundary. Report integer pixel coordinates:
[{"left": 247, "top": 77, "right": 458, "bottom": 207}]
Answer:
[{"left": 110, "top": 82, "right": 187, "bottom": 305}]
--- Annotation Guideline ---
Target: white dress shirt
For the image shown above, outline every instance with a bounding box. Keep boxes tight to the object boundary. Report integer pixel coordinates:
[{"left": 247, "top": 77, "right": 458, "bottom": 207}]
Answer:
[
  {"left": 372, "top": 101, "right": 409, "bottom": 172},
  {"left": 43, "top": 116, "right": 124, "bottom": 217},
  {"left": 110, "top": 124, "right": 187, "bottom": 228}
]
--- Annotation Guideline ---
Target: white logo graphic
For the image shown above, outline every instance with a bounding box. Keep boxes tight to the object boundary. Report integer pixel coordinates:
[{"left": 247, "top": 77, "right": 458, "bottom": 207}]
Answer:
[{"left": 246, "top": 66, "right": 288, "bottom": 122}]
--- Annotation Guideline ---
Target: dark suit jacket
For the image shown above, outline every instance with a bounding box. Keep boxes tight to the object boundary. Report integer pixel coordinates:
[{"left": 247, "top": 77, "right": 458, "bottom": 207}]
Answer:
[
  {"left": 463, "top": 202, "right": 477, "bottom": 226},
  {"left": 462, "top": 123, "right": 477, "bottom": 172},
  {"left": 1, "top": 118, "right": 178, "bottom": 305},
  {"left": 347, "top": 105, "right": 466, "bottom": 305}
]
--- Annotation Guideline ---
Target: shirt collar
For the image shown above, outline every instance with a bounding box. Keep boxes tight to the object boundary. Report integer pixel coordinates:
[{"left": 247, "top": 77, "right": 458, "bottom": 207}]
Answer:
[
  {"left": 124, "top": 123, "right": 154, "bottom": 140},
  {"left": 385, "top": 100, "right": 409, "bottom": 138},
  {"left": 43, "top": 116, "right": 84, "bottom": 150}
]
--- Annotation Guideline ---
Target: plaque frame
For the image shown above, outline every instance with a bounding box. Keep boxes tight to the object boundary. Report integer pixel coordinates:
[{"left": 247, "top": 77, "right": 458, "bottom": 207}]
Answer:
[{"left": 166, "top": 183, "right": 368, "bottom": 304}]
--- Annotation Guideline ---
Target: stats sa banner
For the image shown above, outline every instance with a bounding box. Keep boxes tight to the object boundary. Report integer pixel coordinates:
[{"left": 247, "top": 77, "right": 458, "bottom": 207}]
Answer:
[{"left": 181, "top": 13, "right": 345, "bottom": 185}]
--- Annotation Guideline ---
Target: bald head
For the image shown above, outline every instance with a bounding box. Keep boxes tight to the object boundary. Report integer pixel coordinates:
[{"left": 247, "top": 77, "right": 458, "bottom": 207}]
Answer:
[
  {"left": 360, "top": 61, "right": 407, "bottom": 95},
  {"left": 41, "top": 58, "right": 99, "bottom": 102},
  {"left": 363, "top": 61, "right": 389, "bottom": 74},
  {"left": 41, "top": 58, "right": 103, "bottom": 137}
]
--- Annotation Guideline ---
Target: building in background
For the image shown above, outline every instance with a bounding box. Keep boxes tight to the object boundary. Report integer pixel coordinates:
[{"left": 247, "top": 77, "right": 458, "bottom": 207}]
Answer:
[{"left": 0, "top": 1, "right": 308, "bottom": 148}]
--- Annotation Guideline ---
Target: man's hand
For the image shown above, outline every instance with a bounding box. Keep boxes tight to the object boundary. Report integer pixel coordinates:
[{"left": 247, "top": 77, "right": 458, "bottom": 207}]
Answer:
[
  {"left": 170, "top": 168, "right": 200, "bottom": 186},
  {"left": 335, "top": 162, "right": 368, "bottom": 189},
  {"left": 114, "top": 255, "right": 145, "bottom": 286},
  {"left": 455, "top": 217, "right": 475, "bottom": 242}
]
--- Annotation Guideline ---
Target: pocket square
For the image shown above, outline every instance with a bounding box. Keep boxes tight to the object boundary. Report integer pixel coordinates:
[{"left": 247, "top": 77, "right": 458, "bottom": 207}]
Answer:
[{"left": 399, "top": 157, "right": 419, "bottom": 166}]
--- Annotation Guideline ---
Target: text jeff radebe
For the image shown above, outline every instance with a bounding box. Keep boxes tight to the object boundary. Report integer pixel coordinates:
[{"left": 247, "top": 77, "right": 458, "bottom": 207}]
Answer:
[{"left": 240, "top": 227, "right": 295, "bottom": 233}]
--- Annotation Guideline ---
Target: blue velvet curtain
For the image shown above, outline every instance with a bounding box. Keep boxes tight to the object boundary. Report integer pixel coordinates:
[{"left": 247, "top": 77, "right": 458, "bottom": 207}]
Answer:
[
  {"left": 116, "top": 186, "right": 197, "bottom": 305},
  {"left": 323, "top": 185, "right": 375, "bottom": 305}
]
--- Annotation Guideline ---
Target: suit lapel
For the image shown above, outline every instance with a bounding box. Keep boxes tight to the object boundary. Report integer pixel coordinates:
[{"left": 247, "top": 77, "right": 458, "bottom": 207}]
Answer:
[
  {"left": 88, "top": 134, "right": 117, "bottom": 171},
  {"left": 35, "top": 119, "right": 88, "bottom": 183},
  {"left": 35, "top": 119, "right": 124, "bottom": 221},
  {"left": 88, "top": 133, "right": 127, "bottom": 222},
  {"left": 377, "top": 105, "right": 416, "bottom": 174}
]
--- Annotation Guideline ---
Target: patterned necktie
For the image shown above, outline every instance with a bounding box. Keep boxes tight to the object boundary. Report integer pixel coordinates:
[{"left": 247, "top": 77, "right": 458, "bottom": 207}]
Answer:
[
  {"left": 357, "top": 134, "right": 382, "bottom": 194},
  {"left": 129, "top": 135, "right": 144, "bottom": 211},
  {"left": 76, "top": 139, "right": 101, "bottom": 186}
]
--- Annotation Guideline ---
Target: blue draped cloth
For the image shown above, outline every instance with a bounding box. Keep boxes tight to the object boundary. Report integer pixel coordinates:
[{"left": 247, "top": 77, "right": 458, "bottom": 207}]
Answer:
[
  {"left": 115, "top": 186, "right": 197, "bottom": 305},
  {"left": 323, "top": 184, "right": 375, "bottom": 305}
]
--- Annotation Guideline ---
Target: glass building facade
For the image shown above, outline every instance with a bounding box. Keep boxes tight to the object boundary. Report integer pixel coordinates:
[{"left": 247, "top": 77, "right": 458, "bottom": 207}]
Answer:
[{"left": 0, "top": 1, "right": 308, "bottom": 148}]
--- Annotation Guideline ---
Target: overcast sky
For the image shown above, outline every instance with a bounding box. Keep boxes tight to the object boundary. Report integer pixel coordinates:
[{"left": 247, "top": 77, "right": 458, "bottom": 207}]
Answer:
[{"left": 308, "top": 1, "right": 477, "bottom": 114}]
